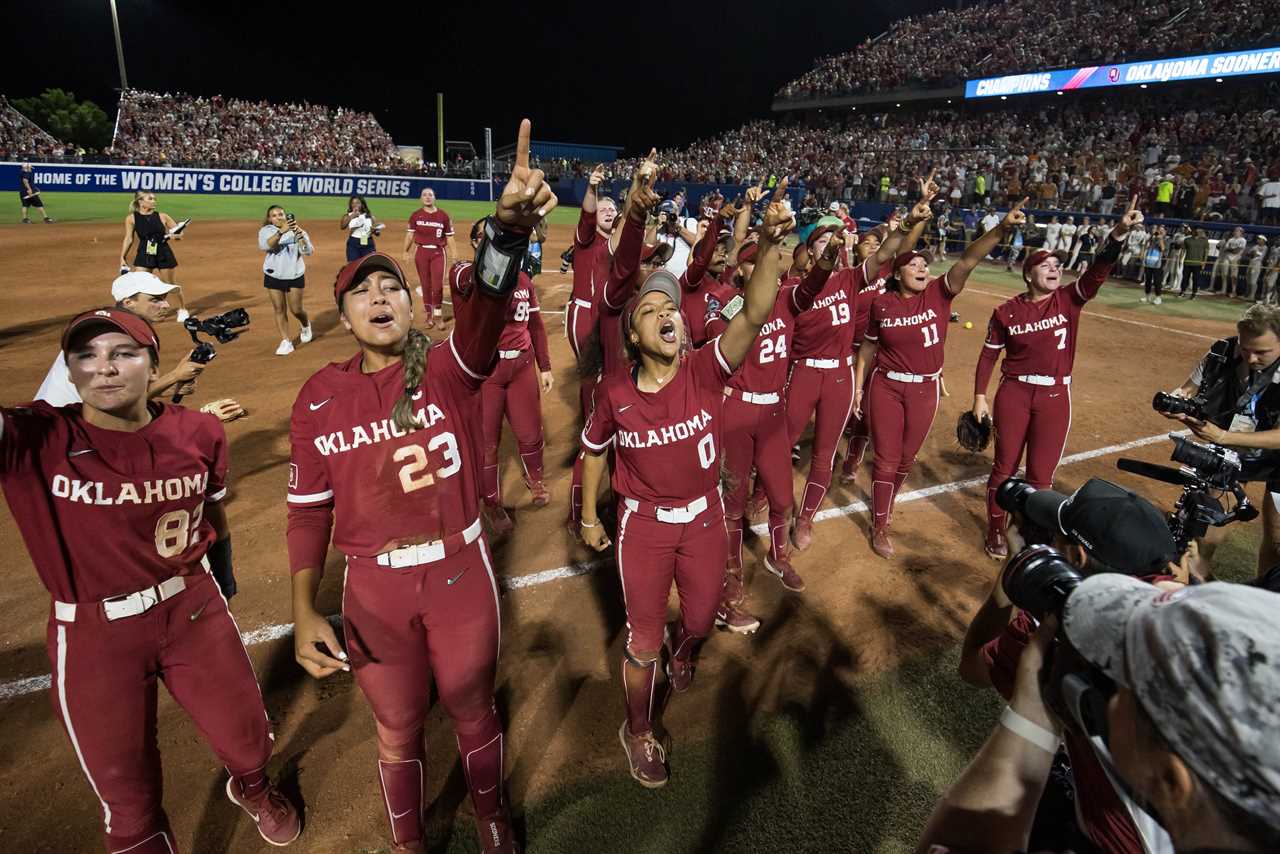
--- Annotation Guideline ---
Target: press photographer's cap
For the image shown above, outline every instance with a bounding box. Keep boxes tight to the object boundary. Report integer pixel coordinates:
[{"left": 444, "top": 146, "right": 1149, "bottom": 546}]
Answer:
[
  {"left": 1023, "top": 478, "right": 1176, "bottom": 572},
  {"left": 333, "top": 252, "right": 407, "bottom": 306},
  {"left": 111, "top": 271, "right": 178, "bottom": 302},
  {"left": 61, "top": 307, "right": 160, "bottom": 354},
  {"left": 1064, "top": 576, "right": 1280, "bottom": 827}
]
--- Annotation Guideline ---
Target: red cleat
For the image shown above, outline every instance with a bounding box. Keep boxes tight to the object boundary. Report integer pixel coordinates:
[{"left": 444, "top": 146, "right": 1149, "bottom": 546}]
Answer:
[
  {"left": 483, "top": 503, "right": 514, "bottom": 537},
  {"left": 871, "top": 525, "right": 895, "bottom": 559},
  {"left": 764, "top": 554, "right": 806, "bottom": 592},
  {"left": 619, "top": 721, "right": 669, "bottom": 789},
  {"left": 984, "top": 529, "right": 1009, "bottom": 560},
  {"left": 225, "top": 777, "right": 301, "bottom": 847},
  {"left": 714, "top": 603, "right": 761, "bottom": 634},
  {"left": 475, "top": 807, "right": 519, "bottom": 853}
]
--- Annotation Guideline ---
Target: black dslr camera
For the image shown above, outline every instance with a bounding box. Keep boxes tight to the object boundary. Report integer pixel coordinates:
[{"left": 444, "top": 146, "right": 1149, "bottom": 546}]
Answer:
[
  {"left": 1118, "top": 436, "right": 1257, "bottom": 555},
  {"left": 1151, "top": 339, "right": 1229, "bottom": 420},
  {"left": 173, "top": 308, "right": 250, "bottom": 403},
  {"left": 1152, "top": 390, "right": 1208, "bottom": 420}
]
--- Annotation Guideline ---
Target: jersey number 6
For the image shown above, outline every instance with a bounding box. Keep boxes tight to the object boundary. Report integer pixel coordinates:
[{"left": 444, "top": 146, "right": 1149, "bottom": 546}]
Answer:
[{"left": 394, "top": 432, "right": 462, "bottom": 493}]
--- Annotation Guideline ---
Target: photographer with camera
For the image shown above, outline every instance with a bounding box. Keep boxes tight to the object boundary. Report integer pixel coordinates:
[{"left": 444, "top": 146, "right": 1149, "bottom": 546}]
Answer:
[
  {"left": 959, "top": 477, "right": 1184, "bottom": 853},
  {"left": 654, "top": 192, "right": 700, "bottom": 278},
  {"left": 924, "top": 571, "right": 1280, "bottom": 853},
  {"left": 1156, "top": 303, "right": 1280, "bottom": 575},
  {"left": 34, "top": 272, "right": 245, "bottom": 426}
]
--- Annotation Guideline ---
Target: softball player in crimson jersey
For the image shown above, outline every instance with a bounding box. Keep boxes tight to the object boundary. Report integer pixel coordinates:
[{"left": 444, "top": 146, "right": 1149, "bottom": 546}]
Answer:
[
  {"left": 973, "top": 196, "right": 1141, "bottom": 558},
  {"left": 473, "top": 217, "right": 555, "bottom": 535},
  {"left": 402, "top": 187, "right": 456, "bottom": 330},
  {"left": 787, "top": 185, "right": 937, "bottom": 550},
  {"left": 855, "top": 199, "right": 1030, "bottom": 559},
  {"left": 566, "top": 164, "right": 619, "bottom": 412},
  {"left": 705, "top": 184, "right": 832, "bottom": 599},
  {"left": 841, "top": 224, "right": 900, "bottom": 484},
  {"left": 579, "top": 187, "right": 795, "bottom": 788},
  {"left": 287, "top": 120, "right": 553, "bottom": 854},
  {"left": 0, "top": 308, "right": 299, "bottom": 853}
]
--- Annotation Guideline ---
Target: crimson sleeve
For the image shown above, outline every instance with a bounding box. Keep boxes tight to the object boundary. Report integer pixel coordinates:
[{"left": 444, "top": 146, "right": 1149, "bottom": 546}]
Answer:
[
  {"left": 448, "top": 259, "right": 517, "bottom": 383},
  {"left": 575, "top": 208, "right": 597, "bottom": 249},
  {"left": 205, "top": 415, "right": 230, "bottom": 502},
  {"left": 581, "top": 384, "right": 616, "bottom": 454},
  {"left": 527, "top": 288, "right": 551, "bottom": 373},
  {"left": 680, "top": 215, "right": 724, "bottom": 290},
  {"left": 790, "top": 263, "right": 833, "bottom": 313},
  {"left": 286, "top": 396, "right": 335, "bottom": 574},
  {"left": 601, "top": 214, "right": 646, "bottom": 313},
  {"left": 978, "top": 614, "right": 1034, "bottom": 702},
  {"left": 444, "top": 212, "right": 454, "bottom": 236},
  {"left": 974, "top": 311, "right": 1006, "bottom": 395}
]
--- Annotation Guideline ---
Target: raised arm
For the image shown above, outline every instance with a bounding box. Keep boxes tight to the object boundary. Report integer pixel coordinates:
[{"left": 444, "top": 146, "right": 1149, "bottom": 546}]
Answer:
[
  {"left": 1074, "top": 195, "right": 1142, "bottom": 302},
  {"left": 876, "top": 172, "right": 938, "bottom": 267},
  {"left": 601, "top": 151, "right": 661, "bottom": 313},
  {"left": 681, "top": 209, "right": 726, "bottom": 290},
  {"left": 451, "top": 119, "right": 557, "bottom": 378},
  {"left": 718, "top": 181, "right": 795, "bottom": 370},
  {"left": 946, "top": 198, "right": 1028, "bottom": 296},
  {"left": 727, "top": 183, "right": 763, "bottom": 266}
]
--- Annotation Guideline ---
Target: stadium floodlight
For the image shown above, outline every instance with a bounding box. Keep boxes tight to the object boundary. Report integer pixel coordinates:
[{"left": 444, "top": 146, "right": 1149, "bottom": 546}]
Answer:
[{"left": 108, "top": 0, "right": 128, "bottom": 89}]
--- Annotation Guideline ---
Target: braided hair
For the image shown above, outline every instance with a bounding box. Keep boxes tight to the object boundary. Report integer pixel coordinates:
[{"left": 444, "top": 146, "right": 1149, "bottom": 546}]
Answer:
[{"left": 390, "top": 328, "right": 432, "bottom": 432}]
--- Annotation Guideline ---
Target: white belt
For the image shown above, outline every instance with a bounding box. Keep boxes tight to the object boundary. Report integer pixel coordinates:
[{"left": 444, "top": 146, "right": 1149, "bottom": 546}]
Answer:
[
  {"left": 573, "top": 298, "right": 592, "bottom": 309},
  {"left": 885, "top": 370, "right": 941, "bottom": 384},
  {"left": 726, "top": 388, "right": 780, "bottom": 405},
  {"left": 375, "top": 518, "right": 482, "bottom": 568},
  {"left": 416, "top": 244, "right": 441, "bottom": 250},
  {"left": 624, "top": 495, "right": 709, "bottom": 524},
  {"left": 55, "top": 575, "right": 188, "bottom": 623},
  {"left": 803, "top": 356, "right": 853, "bottom": 369},
  {"left": 1016, "top": 374, "right": 1071, "bottom": 386},
  {"left": 499, "top": 349, "right": 524, "bottom": 360}
]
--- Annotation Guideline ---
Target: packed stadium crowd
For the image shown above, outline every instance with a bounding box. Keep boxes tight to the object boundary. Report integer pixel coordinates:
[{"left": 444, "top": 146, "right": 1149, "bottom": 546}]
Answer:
[
  {"left": 776, "top": 0, "right": 1280, "bottom": 100},
  {"left": 0, "top": 96, "right": 76, "bottom": 161},
  {"left": 606, "top": 89, "right": 1280, "bottom": 223}
]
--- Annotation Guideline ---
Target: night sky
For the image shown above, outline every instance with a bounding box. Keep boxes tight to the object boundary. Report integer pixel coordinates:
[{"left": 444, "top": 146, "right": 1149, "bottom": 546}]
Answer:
[{"left": 8, "top": 0, "right": 953, "bottom": 156}]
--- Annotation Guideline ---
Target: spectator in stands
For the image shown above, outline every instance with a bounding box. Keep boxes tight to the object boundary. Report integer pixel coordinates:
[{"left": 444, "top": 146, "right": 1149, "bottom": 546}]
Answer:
[{"left": 1261, "top": 173, "right": 1280, "bottom": 225}]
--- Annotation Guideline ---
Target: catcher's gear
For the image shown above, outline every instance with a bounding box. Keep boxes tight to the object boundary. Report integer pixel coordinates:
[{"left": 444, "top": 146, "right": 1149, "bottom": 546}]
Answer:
[{"left": 956, "top": 410, "right": 992, "bottom": 452}]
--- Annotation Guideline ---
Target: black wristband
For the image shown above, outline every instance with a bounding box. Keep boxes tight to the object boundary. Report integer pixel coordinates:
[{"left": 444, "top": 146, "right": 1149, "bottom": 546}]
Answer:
[
  {"left": 472, "top": 219, "right": 530, "bottom": 298},
  {"left": 207, "top": 537, "right": 237, "bottom": 599}
]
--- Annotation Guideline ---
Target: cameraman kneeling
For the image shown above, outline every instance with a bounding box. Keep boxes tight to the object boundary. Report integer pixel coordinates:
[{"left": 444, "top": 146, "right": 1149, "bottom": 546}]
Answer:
[
  {"left": 923, "top": 575, "right": 1280, "bottom": 853},
  {"left": 1160, "top": 303, "right": 1280, "bottom": 575},
  {"left": 960, "top": 478, "right": 1182, "bottom": 854}
]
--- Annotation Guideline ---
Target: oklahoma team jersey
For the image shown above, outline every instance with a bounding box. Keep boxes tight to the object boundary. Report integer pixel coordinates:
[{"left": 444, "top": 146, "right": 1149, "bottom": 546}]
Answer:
[
  {"left": 981, "top": 259, "right": 1112, "bottom": 380},
  {"left": 496, "top": 273, "right": 551, "bottom": 370},
  {"left": 0, "top": 402, "right": 228, "bottom": 603},
  {"left": 683, "top": 277, "right": 726, "bottom": 347},
  {"left": 792, "top": 267, "right": 858, "bottom": 359},
  {"left": 864, "top": 275, "right": 956, "bottom": 376},
  {"left": 852, "top": 258, "right": 893, "bottom": 346},
  {"left": 407, "top": 208, "right": 453, "bottom": 249},
  {"left": 571, "top": 207, "right": 614, "bottom": 304},
  {"left": 286, "top": 338, "right": 487, "bottom": 568},
  {"left": 582, "top": 338, "right": 733, "bottom": 504},
  {"left": 709, "top": 265, "right": 831, "bottom": 394}
]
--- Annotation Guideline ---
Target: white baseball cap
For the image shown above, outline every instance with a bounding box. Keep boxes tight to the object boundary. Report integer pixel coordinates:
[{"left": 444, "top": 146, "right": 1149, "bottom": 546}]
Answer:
[{"left": 111, "top": 271, "right": 178, "bottom": 302}]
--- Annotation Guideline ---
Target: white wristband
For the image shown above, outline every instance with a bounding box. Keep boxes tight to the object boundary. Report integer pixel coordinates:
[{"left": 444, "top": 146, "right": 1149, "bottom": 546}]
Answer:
[{"left": 999, "top": 705, "right": 1060, "bottom": 754}]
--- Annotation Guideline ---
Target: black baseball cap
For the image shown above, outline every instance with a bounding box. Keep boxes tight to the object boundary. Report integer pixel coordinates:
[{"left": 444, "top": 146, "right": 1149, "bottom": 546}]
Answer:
[{"left": 1023, "top": 478, "right": 1177, "bottom": 573}]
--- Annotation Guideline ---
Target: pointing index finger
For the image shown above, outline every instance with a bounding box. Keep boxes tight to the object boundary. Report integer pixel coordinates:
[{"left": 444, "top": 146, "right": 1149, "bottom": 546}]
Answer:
[
  {"left": 1127, "top": 193, "right": 1139, "bottom": 213},
  {"left": 515, "top": 119, "right": 532, "bottom": 171},
  {"left": 772, "top": 177, "right": 789, "bottom": 202}
]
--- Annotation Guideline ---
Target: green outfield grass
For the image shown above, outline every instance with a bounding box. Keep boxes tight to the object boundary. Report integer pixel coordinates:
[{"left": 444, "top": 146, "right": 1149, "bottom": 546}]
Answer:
[{"left": 13, "top": 192, "right": 581, "bottom": 226}]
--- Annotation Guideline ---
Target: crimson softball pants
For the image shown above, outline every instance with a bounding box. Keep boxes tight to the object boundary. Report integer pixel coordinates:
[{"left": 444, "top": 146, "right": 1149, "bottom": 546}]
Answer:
[
  {"left": 481, "top": 350, "right": 545, "bottom": 506},
  {"left": 342, "top": 539, "right": 506, "bottom": 839},
  {"left": 986, "top": 377, "right": 1073, "bottom": 532},
  {"left": 722, "top": 395, "right": 793, "bottom": 562},
  {"left": 414, "top": 246, "right": 446, "bottom": 312},
  {"left": 867, "top": 370, "right": 941, "bottom": 528},
  {"left": 616, "top": 496, "right": 727, "bottom": 733},
  {"left": 786, "top": 359, "right": 856, "bottom": 521},
  {"left": 46, "top": 572, "right": 272, "bottom": 853}
]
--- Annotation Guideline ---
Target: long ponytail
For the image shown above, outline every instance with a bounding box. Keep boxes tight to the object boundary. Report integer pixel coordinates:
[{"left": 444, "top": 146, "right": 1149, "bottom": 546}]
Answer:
[{"left": 390, "top": 328, "right": 432, "bottom": 431}]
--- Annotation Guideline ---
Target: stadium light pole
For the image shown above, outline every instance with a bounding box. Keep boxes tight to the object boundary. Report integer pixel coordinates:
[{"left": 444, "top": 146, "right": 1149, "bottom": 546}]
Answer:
[{"left": 108, "top": 0, "right": 129, "bottom": 89}]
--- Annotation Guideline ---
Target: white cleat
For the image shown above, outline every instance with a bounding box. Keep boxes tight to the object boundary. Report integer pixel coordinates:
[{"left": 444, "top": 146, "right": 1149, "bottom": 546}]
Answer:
[
  {"left": 299, "top": 324, "right": 313, "bottom": 344},
  {"left": 275, "top": 339, "right": 295, "bottom": 356}
]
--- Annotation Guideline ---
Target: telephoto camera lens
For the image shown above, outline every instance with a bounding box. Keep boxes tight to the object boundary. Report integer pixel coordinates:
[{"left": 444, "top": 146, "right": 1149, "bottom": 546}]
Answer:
[
  {"left": 1152, "top": 391, "right": 1204, "bottom": 419},
  {"left": 1002, "top": 545, "right": 1085, "bottom": 620},
  {"left": 995, "top": 476, "right": 1037, "bottom": 515}
]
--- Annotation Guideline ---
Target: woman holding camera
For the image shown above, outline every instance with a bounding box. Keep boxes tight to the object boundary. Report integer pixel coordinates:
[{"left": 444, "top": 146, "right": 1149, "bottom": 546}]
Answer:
[
  {"left": 972, "top": 196, "right": 1142, "bottom": 559},
  {"left": 259, "top": 206, "right": 314, "bottom": 356},
  {"left": 119, "top": 191, "right": 190, "bottom": 321},
  {"left": 855, "top": 200, "right": 1029, "bottom": 560},
  {"left": 287, "top": 119, "right": 552, "bottom": 853},
  {"left": 340, "top": 195, "right": 384, "bottom": 262}
]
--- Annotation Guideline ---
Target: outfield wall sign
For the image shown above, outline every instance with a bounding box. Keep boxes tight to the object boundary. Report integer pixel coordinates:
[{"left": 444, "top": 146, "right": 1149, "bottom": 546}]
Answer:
[
  {"left": 964, "top": 45, "right": 1280, "bottom": 98},
  {"left": 1, "top": 162, "right": 494, "bottom": 200}
]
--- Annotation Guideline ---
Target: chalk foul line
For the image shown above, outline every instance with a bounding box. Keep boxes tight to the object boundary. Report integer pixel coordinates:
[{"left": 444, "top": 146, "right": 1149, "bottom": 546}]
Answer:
[{"left": 0, "top": 429, "right": 1184, "bottom": 702}]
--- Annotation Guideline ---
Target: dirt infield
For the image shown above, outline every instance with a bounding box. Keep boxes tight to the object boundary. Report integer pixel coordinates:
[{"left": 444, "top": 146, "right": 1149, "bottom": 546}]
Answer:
[{"left": 0, "top": 217, "right": 1238, "bottom": 852}]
